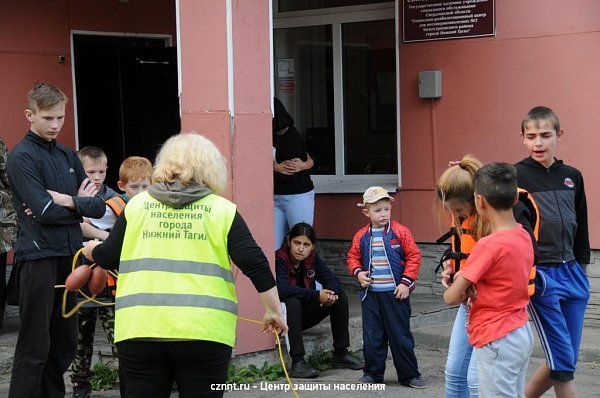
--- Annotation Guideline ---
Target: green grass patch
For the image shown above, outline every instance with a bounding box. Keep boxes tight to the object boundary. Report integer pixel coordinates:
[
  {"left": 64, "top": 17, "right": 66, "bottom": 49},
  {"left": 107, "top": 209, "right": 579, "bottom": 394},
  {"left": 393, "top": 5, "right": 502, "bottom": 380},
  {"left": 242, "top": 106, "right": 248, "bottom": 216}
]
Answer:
[
  {"left": 90, "top": 361, "right": 119, "bottom": 391},
  {"left": 308, "top": 350, "right": 334, "bottom": 372},
  {"left": 227, "top": 361, "right": 284, "bottom": 384}
]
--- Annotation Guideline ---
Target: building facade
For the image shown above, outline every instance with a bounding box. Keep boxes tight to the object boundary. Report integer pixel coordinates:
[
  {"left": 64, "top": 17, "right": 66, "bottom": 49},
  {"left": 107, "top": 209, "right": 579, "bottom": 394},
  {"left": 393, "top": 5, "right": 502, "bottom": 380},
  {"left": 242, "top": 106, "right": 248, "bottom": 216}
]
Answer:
[{"left": 1, "top": 0, "right": 598, "bottom": 353}]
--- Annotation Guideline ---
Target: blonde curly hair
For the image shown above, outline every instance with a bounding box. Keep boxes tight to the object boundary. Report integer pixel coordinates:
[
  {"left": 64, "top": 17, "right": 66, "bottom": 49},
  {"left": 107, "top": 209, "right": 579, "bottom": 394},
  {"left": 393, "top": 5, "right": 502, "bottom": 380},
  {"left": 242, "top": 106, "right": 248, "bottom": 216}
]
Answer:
[{"left": 153, "top": 132, "right": 228, "bottom": 193}]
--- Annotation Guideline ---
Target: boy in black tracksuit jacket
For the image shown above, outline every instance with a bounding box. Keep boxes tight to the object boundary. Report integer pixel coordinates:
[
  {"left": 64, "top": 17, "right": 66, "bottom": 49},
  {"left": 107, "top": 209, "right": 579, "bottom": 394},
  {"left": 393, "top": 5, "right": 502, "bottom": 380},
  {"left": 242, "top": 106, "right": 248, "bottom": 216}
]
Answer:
[
  {"left": 516, "top": 106, "right": 590, "bottom": 397},
  {"left": 7, "top": 84, "right": 105, "bottom": 397}
]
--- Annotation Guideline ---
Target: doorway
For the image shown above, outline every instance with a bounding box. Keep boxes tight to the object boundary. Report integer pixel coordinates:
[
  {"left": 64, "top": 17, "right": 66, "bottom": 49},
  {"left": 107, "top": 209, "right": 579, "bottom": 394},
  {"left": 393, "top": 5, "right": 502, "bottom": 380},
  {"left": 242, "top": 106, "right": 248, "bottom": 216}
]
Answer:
[{"left": 72, "top": 33, "right": 181, "bottom": 187}]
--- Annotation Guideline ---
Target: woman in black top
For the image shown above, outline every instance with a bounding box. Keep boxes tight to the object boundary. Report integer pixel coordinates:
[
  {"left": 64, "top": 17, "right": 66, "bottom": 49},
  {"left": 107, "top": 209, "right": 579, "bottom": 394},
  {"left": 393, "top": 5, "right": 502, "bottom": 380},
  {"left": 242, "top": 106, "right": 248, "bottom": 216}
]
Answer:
[{"left": 272, "top": 98, "right": 315, "bottom": 249}]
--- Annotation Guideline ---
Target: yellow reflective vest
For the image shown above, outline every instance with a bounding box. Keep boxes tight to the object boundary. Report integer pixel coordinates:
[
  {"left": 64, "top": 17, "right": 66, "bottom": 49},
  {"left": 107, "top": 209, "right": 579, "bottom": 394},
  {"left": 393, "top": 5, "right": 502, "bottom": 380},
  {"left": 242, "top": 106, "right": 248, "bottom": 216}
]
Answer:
[{"left": 115, "top": 191, "right": 238, "bottom": 346}]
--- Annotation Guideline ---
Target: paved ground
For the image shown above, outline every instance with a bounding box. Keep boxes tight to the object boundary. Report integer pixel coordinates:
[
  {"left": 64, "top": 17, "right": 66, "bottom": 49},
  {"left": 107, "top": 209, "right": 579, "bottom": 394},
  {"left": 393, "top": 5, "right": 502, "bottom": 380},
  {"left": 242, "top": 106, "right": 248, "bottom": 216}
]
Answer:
[{"left": 1, "top": 297, "right": 598, "bottom": 397}]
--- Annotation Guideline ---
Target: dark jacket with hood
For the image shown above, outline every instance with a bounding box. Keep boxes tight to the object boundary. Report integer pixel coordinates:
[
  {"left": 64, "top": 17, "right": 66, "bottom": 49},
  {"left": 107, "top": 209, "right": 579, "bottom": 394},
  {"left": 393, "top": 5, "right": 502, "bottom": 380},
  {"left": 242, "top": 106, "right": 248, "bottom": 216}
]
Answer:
[
  {"left": 7, "top": 131, "right": 105, "bottom": 260},
  {"left": 92, "top": 181, "right": 275, "bottom": 292},
  {"left": 275, "top": 244, "right": 341, "bottom": 303},
  {"left": 515, "top": 156, "right": 589, "bottom": 265}
]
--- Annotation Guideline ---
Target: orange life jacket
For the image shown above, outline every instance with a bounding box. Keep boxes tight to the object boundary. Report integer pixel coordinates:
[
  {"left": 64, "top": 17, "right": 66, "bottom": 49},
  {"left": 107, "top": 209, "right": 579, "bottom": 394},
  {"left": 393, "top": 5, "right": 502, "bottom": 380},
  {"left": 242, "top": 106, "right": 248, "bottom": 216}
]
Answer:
[
  {"left": 435, "top": 215, "right": 476, "bottom": 276},
  {"left": 517, "top": 188, "right": 539, "bottom": 296},
  {"left": 106, "top": 196, "right": 127, "bottom": 218},
  {"left": 104, "top": 195, "right": 128, "bottom": 295},
  {"left": 436, "top": 188, "right": 539, "bottom": 296}
]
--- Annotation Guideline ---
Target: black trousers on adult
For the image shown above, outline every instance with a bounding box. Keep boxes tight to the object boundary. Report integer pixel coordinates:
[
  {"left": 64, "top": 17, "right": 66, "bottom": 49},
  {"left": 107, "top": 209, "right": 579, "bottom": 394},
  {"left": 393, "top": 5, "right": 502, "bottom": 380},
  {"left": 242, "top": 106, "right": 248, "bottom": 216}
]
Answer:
[
  {"left": 284, "top": 289, "right": 350, "bottom": 361},
  {"left": 116, "top": 339, "right": 232, "bottom": 398},
  {"left": 9, "top": 256, "right": 78, "bottom": 398}
]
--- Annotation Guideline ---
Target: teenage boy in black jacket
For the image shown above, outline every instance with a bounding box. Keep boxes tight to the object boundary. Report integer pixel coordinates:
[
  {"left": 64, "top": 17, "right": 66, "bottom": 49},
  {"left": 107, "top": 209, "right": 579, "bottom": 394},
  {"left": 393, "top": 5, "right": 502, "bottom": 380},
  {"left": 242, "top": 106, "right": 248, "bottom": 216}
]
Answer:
[
  {"left": 7, "top": 83, "right": 105, "bottom": 398},
  {"left": 517, "top": 106, "right": 590, "bottom": 398}
]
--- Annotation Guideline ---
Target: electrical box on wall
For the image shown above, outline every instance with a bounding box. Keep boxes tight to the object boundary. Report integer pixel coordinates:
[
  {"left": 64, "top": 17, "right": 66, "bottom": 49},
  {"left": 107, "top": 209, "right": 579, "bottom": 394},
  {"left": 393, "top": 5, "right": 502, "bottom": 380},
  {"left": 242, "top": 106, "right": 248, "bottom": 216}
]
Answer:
[{"left": 419, "top": 70, "right": 442, "bottom": 98}]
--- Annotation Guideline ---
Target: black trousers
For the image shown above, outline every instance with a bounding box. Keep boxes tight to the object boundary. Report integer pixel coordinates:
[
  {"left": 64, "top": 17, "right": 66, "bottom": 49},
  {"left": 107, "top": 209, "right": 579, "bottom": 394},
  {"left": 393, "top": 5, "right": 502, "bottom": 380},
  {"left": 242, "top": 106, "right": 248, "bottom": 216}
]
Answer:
[
  {"left": 362, "top": 291, "right": 420, "bottom": 383},
  {"left": 9, "top": 256, "right": 78, "bottom": 398},
  {"left": 116, "top": 339, "right": 232, "bottom": 398},
  {"left": 284, "top": 289, "right": 350, "bottom": 361}
]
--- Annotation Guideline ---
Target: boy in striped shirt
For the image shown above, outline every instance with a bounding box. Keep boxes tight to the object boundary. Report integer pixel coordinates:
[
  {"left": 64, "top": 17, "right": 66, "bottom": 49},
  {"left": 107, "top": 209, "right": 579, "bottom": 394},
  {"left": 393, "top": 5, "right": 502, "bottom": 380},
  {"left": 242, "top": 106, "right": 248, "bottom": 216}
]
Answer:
[{"left": 347, "top": 186, "right": 425, "bottom": 388}]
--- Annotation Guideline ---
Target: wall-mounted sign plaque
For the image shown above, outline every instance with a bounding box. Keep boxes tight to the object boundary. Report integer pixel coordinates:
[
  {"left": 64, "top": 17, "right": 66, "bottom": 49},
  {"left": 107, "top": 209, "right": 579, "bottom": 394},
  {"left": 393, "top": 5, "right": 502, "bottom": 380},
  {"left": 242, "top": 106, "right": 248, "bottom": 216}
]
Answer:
[{"left": 403, "top": 0, "right": 495, "bottom": 42}]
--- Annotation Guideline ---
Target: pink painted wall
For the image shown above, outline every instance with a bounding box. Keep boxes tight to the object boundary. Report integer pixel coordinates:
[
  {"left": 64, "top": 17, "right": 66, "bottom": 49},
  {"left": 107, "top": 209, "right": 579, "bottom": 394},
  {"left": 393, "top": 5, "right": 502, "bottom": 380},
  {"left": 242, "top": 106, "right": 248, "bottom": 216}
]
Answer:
[
  {"left": 0, "top": 0, "right": 175, "bottom": 150},
  {"left": 179, "top": 0, "right": 275, "bottom": 355},
  {"left": 317, "top": 0, "right": 600, "bottom": 249}
]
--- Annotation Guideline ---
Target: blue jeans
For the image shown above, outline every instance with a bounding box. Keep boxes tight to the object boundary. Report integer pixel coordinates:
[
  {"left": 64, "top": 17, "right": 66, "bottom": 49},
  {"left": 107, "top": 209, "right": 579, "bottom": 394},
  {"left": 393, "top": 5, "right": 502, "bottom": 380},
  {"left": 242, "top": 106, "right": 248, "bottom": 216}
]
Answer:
[
  {"left": 445, "top": 304, "right": 478, "bottom": 398},
  {"left": 475, "top": 323, "right": 533, "bottom": 398},
  {"left": 273, "top": 190, "right": 314, "bottom": 249}
]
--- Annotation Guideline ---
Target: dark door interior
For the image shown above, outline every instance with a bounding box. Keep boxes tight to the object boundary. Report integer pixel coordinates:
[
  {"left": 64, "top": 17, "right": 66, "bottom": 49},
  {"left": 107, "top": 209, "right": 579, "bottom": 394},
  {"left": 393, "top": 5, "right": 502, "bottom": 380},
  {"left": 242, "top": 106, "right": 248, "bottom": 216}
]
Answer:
[{"left": 73, "top": 34, "right": 180, "bottom": 187}]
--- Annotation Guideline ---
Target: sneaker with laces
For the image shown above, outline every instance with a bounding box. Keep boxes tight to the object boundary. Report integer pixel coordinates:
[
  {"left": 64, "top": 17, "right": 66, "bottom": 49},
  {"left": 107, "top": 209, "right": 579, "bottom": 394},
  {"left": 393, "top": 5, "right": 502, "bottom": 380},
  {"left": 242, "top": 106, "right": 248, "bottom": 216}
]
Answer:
[
  {"left": 401, "top": 376, "right": 427, "bottom": 389},
  {"left": 72, "top": 383, "right": 92, "bottom": 398}
]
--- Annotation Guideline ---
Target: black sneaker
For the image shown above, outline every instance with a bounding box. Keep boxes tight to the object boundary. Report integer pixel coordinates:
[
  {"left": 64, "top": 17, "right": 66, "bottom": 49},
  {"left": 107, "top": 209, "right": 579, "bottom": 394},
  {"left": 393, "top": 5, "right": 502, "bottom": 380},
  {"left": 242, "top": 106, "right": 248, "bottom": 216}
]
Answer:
[
  {"left": 401, "top": 376, "right": 427, "bottom": 389},
  {"left": 333, "top": 352, "right": 365, "bottom": 370},
  {"left": 289, "top": 359, "right": 319, "bottom": 378},
  {"left": 72, "top": 383, "right": 92, "bottom": 398}
]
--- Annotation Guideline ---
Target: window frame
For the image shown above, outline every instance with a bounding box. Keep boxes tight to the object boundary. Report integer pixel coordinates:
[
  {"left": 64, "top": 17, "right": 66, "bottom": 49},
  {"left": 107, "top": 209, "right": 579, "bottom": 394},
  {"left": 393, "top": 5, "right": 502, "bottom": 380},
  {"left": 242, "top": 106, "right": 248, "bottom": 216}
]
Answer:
[{"left": 273, "top": 1, "right": 400, "bottom": 193}]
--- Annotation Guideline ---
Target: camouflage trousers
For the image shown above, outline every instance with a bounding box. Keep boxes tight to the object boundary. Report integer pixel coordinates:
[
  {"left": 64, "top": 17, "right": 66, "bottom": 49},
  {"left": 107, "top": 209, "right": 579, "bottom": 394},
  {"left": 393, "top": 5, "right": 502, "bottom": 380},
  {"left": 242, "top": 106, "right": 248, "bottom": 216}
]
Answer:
[{"left": 70, "top": 306, "right": 116, "bottom": 387}]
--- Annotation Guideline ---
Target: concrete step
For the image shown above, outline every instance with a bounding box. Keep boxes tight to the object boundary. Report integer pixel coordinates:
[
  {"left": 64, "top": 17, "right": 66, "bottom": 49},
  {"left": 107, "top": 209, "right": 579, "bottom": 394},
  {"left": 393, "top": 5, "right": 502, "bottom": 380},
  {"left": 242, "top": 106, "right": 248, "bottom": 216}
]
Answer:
[
  {"left": 299, "top": 295, "right": 458, "bottom": 357},
  {"left": 231, "top": 294, "right": 459, "bottom": 368}
]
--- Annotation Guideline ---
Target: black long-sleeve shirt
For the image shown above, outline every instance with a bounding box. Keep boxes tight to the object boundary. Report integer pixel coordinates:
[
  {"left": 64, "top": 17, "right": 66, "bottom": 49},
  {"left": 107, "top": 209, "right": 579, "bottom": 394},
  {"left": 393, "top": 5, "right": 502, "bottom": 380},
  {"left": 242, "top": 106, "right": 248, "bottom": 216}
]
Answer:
[
  {"left": 7, "top": 132, "right": 105, "bottom": 260},
  {"left": 93, "top": 211, "right": 276, "bottom": 292}
]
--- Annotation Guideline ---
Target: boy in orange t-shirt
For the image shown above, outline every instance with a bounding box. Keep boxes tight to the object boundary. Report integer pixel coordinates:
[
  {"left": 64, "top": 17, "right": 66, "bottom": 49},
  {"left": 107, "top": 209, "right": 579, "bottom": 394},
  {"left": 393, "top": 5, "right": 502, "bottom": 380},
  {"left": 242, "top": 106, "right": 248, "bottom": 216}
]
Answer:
[{"left": 444, "top": 162, "right": 534, "bottom": 397}]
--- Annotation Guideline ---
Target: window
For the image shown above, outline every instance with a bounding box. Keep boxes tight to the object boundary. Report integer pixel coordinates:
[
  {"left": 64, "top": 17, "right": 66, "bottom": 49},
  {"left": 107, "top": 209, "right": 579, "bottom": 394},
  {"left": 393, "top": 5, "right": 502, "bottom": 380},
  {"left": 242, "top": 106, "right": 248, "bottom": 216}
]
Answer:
[
  {"left": 273, "top": 2, "right": 397, "bottom": 192},
  {"left": 343, "top": 20, "right": 397, "bottom": 175},
  {"left": 274, "top": 26, "right": 335, "bottom": 175}
]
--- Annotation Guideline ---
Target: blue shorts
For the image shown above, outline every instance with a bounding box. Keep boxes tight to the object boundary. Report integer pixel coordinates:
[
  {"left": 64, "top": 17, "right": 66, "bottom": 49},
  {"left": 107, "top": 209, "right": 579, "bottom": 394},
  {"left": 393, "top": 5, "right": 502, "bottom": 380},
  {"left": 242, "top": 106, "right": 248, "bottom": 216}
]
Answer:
[{"left": 527, "top": 260, "right": 590, "bottom": 382}]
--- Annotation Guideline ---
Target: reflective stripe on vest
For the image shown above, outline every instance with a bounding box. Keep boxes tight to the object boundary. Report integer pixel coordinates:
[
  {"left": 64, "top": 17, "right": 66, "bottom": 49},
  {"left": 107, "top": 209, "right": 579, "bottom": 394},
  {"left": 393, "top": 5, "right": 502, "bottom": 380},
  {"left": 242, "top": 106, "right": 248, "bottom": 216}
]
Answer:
[{"left": 116, "top": 191, "right": 237, "bottom": 346}]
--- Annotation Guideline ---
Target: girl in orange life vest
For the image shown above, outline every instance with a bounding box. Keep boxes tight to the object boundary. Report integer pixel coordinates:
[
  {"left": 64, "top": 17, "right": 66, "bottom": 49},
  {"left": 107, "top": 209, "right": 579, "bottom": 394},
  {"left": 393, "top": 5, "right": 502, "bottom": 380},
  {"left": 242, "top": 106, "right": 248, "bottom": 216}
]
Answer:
[{"left": 436, "top": 155, "right": 490, "bottom": 398}]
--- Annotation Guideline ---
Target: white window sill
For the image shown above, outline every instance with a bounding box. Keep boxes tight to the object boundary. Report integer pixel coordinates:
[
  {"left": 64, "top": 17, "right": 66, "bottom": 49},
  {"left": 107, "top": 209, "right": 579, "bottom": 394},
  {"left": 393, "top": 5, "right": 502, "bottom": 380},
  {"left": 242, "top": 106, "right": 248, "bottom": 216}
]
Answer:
[{"left": 312, "top": 174, "right": 398, "bottom": 194}]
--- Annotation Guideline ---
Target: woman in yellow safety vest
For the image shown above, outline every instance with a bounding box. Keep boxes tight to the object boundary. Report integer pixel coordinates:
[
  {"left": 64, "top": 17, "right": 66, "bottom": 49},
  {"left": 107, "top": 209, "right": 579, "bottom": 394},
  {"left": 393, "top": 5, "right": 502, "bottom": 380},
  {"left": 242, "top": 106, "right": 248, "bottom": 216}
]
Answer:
[{"left": 83, "top": 132, "right": 287, "bottom": 398}]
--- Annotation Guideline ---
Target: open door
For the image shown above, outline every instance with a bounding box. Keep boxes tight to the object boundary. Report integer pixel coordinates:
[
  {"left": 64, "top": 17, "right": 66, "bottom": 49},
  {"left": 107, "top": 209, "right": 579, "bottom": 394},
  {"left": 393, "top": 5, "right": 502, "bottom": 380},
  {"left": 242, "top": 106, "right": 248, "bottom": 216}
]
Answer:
[
  {"left": 73, "top": 34, "right": 180, "bottom": 187},
  {"left": 117, "top": 47, "right": 180, "bottom": 163}
]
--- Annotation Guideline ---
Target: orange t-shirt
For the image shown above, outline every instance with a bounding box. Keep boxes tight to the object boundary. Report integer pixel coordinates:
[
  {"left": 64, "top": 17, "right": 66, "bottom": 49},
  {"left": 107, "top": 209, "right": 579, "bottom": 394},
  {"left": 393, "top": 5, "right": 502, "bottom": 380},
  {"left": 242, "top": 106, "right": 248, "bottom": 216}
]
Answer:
[{"left": 460, "top": 224, "right": 534, "bottom": 348}]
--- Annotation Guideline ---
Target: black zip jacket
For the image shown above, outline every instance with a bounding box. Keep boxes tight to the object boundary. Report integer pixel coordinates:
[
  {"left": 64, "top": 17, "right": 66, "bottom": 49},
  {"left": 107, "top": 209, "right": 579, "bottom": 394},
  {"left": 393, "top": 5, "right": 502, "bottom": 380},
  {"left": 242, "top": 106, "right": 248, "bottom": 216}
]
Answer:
[
  {"left": 7, "top": 131, "right": 105, "bottom": 260},
  {"left": 515, "top": 156, "right": 589, "bottom": 265}
]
